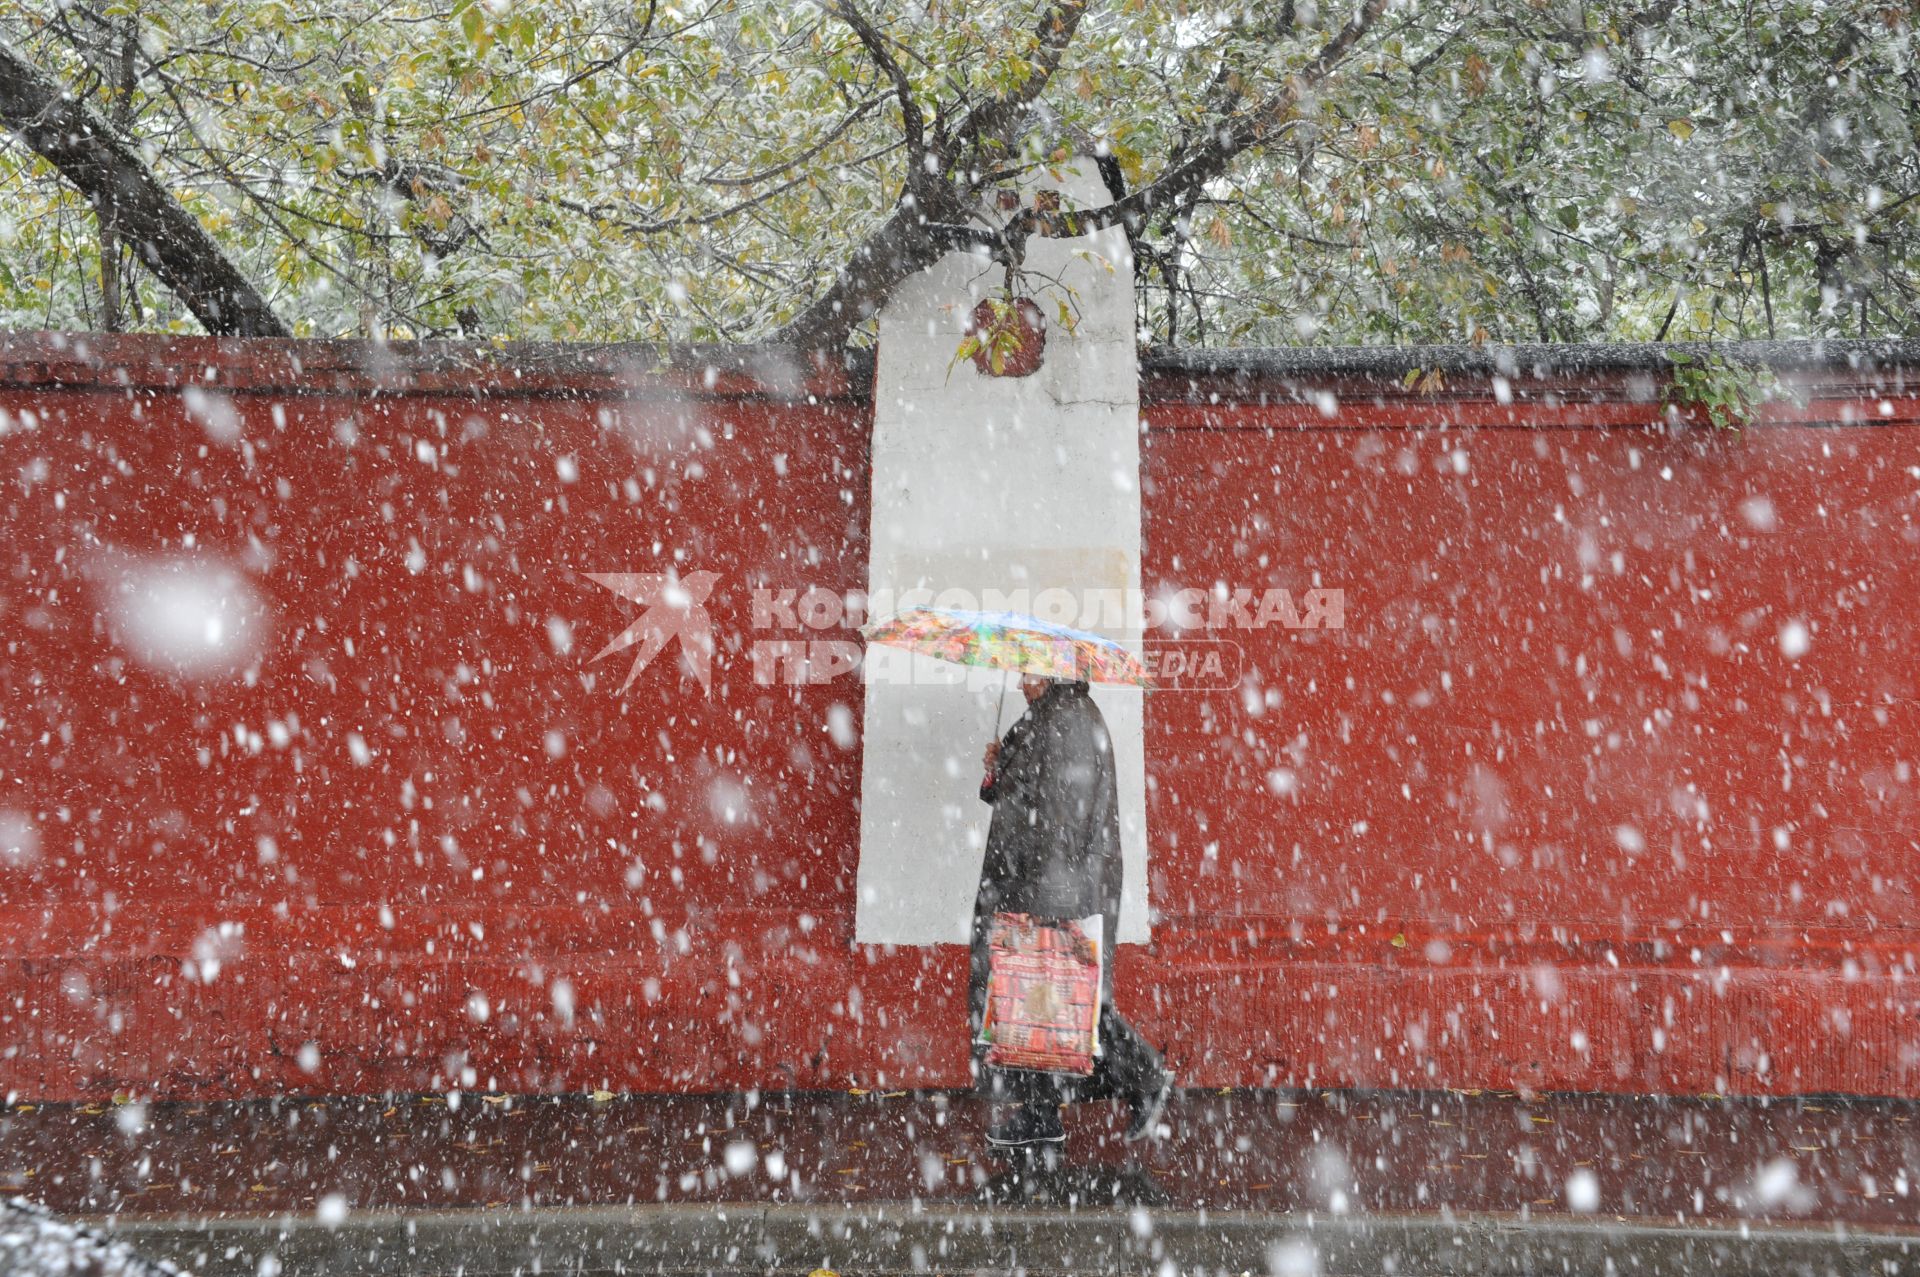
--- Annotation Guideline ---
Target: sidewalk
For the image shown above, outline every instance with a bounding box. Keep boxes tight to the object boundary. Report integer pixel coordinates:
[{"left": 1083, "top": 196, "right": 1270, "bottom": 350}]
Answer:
[{"left": 5, "top": 1088, "right": 1918, "bottom": 1274}]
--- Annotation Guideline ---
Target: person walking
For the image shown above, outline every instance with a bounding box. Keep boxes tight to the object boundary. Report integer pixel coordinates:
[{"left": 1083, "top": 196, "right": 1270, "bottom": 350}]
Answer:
[{"left": 973, "top": 672, "right": 1172, "bottom": 1152}]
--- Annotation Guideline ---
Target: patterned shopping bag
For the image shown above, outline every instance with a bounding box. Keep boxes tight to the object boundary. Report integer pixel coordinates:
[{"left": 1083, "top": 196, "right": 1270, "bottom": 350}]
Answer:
[{"left": 980, "top": 912, "right": 1101, "bottom": 1075}]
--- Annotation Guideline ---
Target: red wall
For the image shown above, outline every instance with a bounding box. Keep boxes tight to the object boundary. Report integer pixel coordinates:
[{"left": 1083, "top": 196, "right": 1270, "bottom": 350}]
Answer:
[
  {"left": 1139, "top": 359, "right": 1920, "bottom": 1096},
  {"left": 0, "top": 335, "right": 948, "bottom": 1101},
  {"left": 3, "top": 333, "right": 1919, "bottom": 1101}
]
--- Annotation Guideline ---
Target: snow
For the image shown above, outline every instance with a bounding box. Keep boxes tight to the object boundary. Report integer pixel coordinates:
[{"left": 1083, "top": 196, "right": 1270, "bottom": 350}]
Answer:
[
  {"left": 105, "top": 554, "right": 268, "bottom": 679},
  {"left": 1740, "top": 495, "right": 1778, "bottom": 531},
  {"left": 113, "top": 1102, "right": 148, "bottom": 1135},
  {"left": 1266, "top": 1237, "right": 1320, "bottom": 1277},
  {"left": 1307, "top": 1144, "right": 1351, "bottom": 1213},
  {"left": 0, "top": 1199, "right": 187, "bottom": 1276},
  {"left": 707, "top": 776, "right": 752, "bottom": 825},
  {"left": 187, "top": 922, "right": 244, "bottom": 983},
  {"left": 1749, "top": 1157, "right": 1816, "bottom": 1213},
  {"left": 0, "top": 810, "right": 39, "bottom": 871},
  {"left": 182, "top": 386, "right": 242, "bottom": 446},
  {"left": 826, "top": 703, "right": 857, "bottom": 749}
]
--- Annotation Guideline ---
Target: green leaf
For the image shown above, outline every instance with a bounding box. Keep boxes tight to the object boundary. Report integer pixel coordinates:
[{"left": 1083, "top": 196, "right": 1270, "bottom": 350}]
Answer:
[{"left": 459, "top": 3, "right": 487, "bottom": 49}]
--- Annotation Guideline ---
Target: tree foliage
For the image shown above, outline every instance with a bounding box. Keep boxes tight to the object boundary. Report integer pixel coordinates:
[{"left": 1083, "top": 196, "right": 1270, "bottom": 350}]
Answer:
[{"left": 1, "top": 0, "right": 1914, "bottom": 348}]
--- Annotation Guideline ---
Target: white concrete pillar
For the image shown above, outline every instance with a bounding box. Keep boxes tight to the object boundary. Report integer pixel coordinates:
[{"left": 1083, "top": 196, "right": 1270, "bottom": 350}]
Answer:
[{"left": 855, "top": 160, "right": 1148, "bottom": 946}]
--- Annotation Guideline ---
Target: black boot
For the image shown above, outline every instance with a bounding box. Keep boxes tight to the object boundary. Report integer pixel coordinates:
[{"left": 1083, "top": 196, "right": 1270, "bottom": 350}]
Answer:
[
  {"left": 1124, "top": 1071, "right": 1172, "bottom": 1143},
  {"left": 987, "top": 1102, "right": 1066, "bottom": 1151}
]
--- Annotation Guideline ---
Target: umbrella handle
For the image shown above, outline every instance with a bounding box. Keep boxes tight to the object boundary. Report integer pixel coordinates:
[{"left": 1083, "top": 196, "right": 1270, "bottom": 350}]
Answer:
[{"left": 994, "top": 669, "right": 1010, "bottom": 737}]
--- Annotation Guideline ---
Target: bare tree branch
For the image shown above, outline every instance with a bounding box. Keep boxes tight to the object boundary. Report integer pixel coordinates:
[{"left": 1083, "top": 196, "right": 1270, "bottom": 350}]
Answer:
[{"left": 0, "top": 37, "right": 289, "bottom": 337}]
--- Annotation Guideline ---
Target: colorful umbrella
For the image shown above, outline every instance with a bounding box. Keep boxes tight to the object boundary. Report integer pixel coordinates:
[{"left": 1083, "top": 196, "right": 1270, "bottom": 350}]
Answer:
[{"left": 861, "top": 606, "right": 1151, "bottom": 687}]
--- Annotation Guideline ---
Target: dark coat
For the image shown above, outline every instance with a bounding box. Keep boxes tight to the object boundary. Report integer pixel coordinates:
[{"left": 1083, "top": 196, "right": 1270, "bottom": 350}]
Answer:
[{"left": 969, "top": 680, "right": 1123, "bottom": 1033}]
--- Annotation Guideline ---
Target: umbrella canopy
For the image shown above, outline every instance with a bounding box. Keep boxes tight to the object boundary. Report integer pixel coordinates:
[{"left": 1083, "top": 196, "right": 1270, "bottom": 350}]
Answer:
[{"left": 861, "top": 606, "right": 1151, "bottom": 687}]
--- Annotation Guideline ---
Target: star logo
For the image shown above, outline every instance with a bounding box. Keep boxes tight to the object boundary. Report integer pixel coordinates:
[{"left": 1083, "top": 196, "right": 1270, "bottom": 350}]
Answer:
[{"left": 586, "top": 571, "right": 720, "bottom": 694}]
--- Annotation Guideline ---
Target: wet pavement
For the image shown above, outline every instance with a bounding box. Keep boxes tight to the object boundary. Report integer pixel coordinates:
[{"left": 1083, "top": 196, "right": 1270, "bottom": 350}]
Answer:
[{"left": 4, "top": 1087, "right": 1919, "bottom": 1273}]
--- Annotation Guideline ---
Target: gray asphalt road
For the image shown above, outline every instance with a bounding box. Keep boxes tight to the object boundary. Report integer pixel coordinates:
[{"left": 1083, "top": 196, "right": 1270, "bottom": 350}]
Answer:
[{"left": 98, "top": 1201, "right": 1920, "bottom": 1277}]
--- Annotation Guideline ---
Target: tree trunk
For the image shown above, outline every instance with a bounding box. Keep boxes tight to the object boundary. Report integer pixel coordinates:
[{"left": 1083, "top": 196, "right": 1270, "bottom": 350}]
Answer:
[{"left": 0, "top": 39, "right": 290, "bottom": 338}]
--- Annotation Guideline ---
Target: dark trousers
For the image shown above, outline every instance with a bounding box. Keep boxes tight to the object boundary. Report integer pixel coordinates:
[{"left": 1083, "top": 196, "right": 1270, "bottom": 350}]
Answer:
[{"left": 979, "top": 1004, "right": 1164, "bottom": 1112}]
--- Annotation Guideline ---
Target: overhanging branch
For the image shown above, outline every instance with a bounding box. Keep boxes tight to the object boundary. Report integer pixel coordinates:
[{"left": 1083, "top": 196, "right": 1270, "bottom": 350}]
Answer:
[
  {"left": 956, "top": 0, "right": 1091, "bottom": 153},
  {"left": 774, "top": 0, "right": 1387, "bottom": 349}
]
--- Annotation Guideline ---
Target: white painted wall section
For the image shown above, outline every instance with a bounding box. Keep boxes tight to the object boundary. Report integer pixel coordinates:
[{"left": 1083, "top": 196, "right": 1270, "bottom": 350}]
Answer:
[{"left": 856, "top": 160, "right": 1148, "bottom": 946}]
